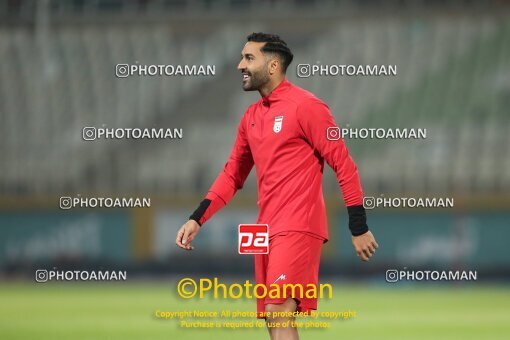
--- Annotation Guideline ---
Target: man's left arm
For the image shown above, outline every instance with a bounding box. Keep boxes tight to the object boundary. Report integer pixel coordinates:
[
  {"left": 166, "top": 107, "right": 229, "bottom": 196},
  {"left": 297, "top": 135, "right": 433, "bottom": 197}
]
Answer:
[{"left": 296, "top": 98, "right": 378, "bottom": 261}]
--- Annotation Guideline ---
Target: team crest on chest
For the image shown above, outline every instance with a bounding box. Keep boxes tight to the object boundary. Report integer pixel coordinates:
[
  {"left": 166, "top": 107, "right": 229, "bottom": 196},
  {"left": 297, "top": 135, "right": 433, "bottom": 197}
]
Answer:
[{"left": 273, "top": 116, "right": 284, "bottom": 133}]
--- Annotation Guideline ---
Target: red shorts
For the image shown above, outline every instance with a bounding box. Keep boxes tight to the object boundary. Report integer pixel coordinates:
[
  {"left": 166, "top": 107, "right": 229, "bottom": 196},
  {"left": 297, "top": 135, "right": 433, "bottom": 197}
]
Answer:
[{"left": 254, "top": 231, "right": 324, "bottom": 319}]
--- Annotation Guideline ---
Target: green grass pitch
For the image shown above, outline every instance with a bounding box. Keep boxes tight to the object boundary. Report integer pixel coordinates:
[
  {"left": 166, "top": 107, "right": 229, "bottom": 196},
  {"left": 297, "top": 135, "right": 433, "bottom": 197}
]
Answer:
[{"left": 0, "top": 282, "right": 509, "bottom": 339}]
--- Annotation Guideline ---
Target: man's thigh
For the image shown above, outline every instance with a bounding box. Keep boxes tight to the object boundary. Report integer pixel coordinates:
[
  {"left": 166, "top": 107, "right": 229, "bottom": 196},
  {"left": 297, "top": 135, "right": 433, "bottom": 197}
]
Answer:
[{"left": 255, "top": 232, "right": 323, "bottom": 318}]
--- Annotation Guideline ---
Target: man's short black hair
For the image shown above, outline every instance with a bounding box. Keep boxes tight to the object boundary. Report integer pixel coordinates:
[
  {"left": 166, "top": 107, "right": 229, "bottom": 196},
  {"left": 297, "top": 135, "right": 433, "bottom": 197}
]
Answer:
[{"left": 247, "top": 32, "right": 294, "bottom": 73}]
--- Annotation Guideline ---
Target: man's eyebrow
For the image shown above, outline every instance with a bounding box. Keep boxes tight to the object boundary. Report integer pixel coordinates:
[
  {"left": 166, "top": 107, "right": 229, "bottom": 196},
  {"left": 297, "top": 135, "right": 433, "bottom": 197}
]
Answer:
[{"left": 241, "top": 53, "right": 255, "bottom": 58}]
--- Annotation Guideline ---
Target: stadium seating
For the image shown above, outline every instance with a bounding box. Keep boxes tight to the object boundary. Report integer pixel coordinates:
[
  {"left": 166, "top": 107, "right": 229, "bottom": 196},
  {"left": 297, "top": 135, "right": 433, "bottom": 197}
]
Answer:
[{"left": 0, "top": 13, "right": 509, "bottom": 196}]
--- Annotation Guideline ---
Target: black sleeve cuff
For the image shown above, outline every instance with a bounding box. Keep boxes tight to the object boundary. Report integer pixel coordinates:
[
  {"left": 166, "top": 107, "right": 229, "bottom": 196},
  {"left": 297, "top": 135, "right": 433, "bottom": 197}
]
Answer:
[
  {"left": 347, "top": 205, "right": 369, "bottom": 236},
  {"left": 189, "top": 199, "right": 211, "bottom": 227}
]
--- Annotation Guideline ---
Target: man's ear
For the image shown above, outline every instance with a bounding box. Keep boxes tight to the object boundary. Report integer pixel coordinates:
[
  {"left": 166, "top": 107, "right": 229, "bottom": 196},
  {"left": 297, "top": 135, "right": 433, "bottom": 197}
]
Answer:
[{"left": 268, "top": 57, "right": 280, "bottom": 75}]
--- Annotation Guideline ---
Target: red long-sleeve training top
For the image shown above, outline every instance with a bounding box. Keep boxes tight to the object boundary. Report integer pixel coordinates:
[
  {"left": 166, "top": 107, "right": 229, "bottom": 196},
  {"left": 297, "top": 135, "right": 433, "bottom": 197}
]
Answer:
[{"left": 196, "top": 78, "right": 364, "bottom": 241}]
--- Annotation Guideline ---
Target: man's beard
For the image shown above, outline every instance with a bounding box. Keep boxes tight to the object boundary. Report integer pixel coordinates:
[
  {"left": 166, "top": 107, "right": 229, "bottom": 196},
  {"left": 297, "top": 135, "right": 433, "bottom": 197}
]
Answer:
[{"left": 242, "top": 67, "right": 270, "bottom": 91}]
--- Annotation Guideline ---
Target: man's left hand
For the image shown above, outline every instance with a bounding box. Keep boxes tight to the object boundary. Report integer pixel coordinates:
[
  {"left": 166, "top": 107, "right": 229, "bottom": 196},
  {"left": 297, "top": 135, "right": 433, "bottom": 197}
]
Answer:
[{"left": 352, "top": 231, "right": 378, "bottom": 261}]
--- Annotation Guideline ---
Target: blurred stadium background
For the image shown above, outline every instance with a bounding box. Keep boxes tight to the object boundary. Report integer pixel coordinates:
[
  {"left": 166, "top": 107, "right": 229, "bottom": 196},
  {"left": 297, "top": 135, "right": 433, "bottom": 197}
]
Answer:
[{"left": 1, "top": 0, "right": 509, "bottom": 339}]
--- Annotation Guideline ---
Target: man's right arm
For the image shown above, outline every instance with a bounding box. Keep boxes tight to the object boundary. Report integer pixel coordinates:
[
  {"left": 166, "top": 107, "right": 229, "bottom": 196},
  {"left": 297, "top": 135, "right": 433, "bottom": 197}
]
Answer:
[{"left": 176, "top": 112, "right": 254, "bottom": 250}]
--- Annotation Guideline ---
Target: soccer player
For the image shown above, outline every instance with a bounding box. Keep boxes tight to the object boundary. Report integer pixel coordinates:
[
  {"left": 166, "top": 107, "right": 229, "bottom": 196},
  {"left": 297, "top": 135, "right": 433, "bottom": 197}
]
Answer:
[{"left": 176, "top": 32, "right": 378, "bottom": 340}]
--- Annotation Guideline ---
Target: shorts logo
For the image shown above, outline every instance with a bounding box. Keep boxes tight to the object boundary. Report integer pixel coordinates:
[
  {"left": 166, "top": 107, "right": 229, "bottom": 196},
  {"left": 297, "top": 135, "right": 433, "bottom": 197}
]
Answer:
[
  {"left": 238, "top": 224, "right": 269, "bottom": 254},
  {"left": 273, "top": 116, "right": 283, "bottom": 133},
  {"left": 272, "top": 274, "right": 286, "bottom": 284}
]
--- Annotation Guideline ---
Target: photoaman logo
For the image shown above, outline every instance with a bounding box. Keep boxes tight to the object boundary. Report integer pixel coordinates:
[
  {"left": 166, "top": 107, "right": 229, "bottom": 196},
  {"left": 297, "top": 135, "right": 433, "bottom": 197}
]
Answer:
[{"left": 238, "top": 224, "right": 269, "bottom": 254}]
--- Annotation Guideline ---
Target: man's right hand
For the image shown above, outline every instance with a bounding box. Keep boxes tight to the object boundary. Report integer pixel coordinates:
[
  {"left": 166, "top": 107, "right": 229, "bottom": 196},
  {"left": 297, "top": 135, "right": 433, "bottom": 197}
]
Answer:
[{"left": 176, "top": 219, "right": 200, "bottom": 250}]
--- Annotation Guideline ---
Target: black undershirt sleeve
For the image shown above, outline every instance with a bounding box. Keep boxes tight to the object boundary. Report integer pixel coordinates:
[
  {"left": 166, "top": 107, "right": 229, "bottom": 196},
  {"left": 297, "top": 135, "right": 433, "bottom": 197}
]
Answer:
[
  {"left": 347, "top": 205, "right": 369, "bottom": 236},
  {"left": 189, "top": 199, "right": 211, "bottom": 227}
]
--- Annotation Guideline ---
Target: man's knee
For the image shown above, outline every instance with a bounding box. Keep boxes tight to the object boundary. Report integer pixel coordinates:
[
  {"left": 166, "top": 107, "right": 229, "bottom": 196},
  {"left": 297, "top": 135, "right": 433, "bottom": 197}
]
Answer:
[
  {"left": 265, "top": 298, "right": 297, "bottom": 316},
  {"left": 265, "top": 299, "right": 299, "bottom": 337}
]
